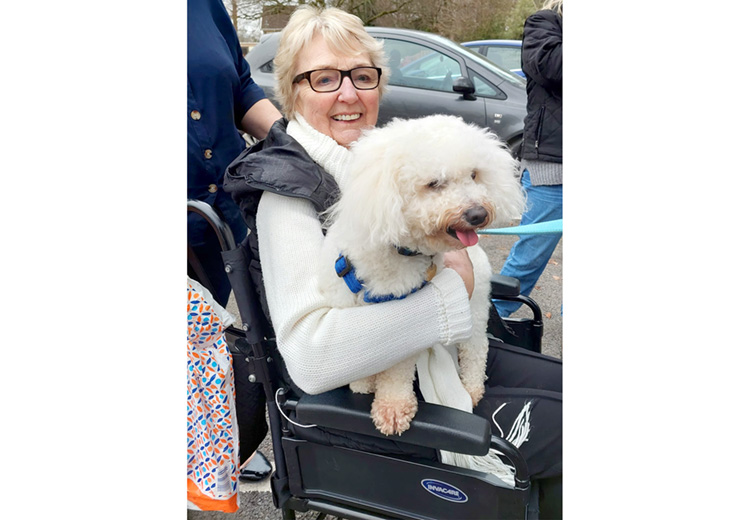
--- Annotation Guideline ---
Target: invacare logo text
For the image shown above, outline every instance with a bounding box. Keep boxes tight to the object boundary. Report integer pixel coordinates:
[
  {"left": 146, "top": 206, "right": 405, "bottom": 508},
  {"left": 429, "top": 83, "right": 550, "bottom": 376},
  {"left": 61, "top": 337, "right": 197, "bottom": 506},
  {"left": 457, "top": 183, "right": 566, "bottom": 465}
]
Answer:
[{"left": 420, "top": 479, "right": 468, "bottom": 503}]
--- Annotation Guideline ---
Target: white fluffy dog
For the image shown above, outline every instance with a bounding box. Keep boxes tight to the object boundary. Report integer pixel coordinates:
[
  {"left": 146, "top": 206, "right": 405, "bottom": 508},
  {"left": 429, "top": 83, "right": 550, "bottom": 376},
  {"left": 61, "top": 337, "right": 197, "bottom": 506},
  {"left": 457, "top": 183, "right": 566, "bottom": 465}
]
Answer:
[{"left": 318, "top": 114, "right": 525, "bottom": 435}]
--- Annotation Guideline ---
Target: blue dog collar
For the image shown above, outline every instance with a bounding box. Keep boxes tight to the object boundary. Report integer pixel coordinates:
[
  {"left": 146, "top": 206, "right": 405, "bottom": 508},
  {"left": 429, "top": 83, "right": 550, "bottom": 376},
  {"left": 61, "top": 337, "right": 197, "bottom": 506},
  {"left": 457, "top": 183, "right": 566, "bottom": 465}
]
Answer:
[
  {"left": 394, "top": 245, "right": 422, "bottom": 256},
  {"left": 334, "top": 254, "right": 364, "bottom": 294},
  {"left": 335, "top": 254, "right": 428, "bottom": 303}
]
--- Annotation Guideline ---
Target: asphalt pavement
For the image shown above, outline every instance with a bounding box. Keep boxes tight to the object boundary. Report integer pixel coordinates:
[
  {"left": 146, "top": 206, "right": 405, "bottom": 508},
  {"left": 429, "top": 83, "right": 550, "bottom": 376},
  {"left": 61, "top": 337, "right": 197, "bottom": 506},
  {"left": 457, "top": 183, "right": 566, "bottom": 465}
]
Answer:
[{"left": 188, "top": 229, "right": 562, "bottom": 519}]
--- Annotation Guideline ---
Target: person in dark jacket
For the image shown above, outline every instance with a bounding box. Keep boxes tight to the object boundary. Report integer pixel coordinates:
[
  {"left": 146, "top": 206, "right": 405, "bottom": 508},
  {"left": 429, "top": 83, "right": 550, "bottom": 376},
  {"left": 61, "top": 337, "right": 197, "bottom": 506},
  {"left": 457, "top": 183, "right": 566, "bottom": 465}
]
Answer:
[
  {"left": 188, "top": 0, "right": 281, "bottom": 307},
  {"left": 187, "top": 0, "right": 282, "bottom": 488},
  {"left": 494, "top": 0, "right": 563, "bottom": 322}
]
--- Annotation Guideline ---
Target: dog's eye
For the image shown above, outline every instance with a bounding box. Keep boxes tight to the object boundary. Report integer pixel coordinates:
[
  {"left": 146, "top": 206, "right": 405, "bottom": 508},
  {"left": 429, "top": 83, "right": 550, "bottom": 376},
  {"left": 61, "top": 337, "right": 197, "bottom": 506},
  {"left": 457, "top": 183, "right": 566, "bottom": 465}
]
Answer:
[
  {"left": 427, "top": 180, "right": 442, "bottom": 190},
  {"left": 471, "top": 170, "right": 477, "bottom": 180}
]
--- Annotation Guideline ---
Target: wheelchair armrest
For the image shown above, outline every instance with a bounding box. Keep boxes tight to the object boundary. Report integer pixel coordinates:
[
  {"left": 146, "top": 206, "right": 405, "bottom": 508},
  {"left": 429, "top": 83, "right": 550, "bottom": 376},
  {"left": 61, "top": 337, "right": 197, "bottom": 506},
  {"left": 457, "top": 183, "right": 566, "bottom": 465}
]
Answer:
[
  {"left": 294, "top": 387, "right": 491, "bottom": 456},
  {"left": 490, "top": 274, "right": 521, "bottom": 298}
]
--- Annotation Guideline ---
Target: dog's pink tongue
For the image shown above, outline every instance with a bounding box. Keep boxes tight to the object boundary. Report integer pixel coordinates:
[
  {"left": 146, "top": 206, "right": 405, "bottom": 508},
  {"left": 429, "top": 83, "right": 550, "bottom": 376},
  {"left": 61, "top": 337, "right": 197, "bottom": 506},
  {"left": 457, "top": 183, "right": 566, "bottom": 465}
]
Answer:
[{"left": 456, "top": 229, "right": 479, "bottom": 247}]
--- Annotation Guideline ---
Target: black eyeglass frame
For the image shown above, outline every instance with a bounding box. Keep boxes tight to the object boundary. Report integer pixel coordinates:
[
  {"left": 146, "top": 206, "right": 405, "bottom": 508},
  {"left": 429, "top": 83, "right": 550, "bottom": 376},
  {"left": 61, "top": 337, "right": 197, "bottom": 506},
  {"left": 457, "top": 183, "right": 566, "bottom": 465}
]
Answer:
[{"left": 292, "top": 67, "right": 383, "bottom": 92}]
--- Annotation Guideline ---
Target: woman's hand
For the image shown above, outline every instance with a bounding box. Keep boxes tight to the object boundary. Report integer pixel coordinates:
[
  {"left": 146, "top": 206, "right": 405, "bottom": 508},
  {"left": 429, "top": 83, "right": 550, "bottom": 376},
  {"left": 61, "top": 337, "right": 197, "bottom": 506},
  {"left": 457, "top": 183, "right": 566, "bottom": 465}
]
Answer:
[{"left": 443, "top": 249, "right": 474, "bottom": 299}]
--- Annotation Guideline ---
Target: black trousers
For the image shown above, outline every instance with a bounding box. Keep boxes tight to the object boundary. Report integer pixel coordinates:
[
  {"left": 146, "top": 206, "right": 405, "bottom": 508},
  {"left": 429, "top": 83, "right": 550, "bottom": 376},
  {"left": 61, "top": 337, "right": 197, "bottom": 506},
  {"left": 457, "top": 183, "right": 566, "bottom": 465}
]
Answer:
[
  {"left": 187, "top": 200, "right": 248, "bottom": 307},
  {"left": 475, "top": 341, "right": 562, "bottom": 480},
  {"left": 188, "top": 220, "right": 234, "bottom": 307}
]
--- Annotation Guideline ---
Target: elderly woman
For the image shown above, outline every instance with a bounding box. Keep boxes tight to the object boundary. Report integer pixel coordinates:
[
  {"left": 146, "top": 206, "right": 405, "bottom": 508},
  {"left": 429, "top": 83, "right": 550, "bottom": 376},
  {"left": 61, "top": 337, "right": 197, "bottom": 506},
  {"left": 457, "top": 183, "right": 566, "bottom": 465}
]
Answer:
[{"left": 224, "top": 6, "right": 561, "bottom": 516}]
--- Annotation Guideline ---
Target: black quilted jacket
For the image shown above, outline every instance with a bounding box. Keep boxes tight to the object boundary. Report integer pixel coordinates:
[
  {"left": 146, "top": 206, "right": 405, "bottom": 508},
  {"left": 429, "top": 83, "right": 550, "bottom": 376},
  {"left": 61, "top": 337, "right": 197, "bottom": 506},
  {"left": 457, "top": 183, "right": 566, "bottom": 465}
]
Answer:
[
  {"left": 223, "top": 118, "right": 340, "bottom": 324},
  {"left": 520, "top": 9, "right": 562, "bottom": 163}
]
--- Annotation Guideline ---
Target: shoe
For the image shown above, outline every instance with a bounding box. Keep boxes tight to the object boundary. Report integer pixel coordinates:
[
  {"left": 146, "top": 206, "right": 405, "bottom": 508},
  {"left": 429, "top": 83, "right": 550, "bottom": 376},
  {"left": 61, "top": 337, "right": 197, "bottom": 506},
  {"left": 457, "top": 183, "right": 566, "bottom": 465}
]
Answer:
[{"left": 239, "top": 451, "right": 272, "bottom": 482}]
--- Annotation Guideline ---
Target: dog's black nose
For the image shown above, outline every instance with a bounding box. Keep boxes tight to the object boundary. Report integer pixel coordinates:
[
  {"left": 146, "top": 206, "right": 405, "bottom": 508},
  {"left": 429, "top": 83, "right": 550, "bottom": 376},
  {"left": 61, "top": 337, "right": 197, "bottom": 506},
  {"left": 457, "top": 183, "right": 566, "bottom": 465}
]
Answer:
[{"left": 463, "top": 206, "right": 488, "bottom": 226}]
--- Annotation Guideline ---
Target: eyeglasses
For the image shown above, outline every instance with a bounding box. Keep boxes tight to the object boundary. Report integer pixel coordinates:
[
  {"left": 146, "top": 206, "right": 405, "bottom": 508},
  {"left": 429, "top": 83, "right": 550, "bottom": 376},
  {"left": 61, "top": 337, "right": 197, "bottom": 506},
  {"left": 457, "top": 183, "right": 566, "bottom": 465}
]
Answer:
[{"left": 293, "top": 67, "right": 382, "bottom": 93}]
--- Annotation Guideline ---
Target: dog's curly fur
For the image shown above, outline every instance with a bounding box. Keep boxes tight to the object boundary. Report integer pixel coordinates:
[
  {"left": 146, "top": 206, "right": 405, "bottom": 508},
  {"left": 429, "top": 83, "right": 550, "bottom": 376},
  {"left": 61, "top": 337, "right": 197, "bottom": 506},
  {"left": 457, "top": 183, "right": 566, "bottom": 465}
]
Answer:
[{"left": 318, "top": 115, "right": 525, "bottom": 435}]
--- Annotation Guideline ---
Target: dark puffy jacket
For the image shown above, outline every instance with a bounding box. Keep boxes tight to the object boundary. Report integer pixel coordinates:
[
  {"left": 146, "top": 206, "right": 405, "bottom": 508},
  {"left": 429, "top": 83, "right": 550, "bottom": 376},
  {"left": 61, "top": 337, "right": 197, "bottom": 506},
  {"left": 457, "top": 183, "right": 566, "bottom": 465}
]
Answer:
[
  {"left": 223, "top": 118, "right": 340, "bottom": 321},
  {"left": 224, "top": 118, "right": 340, "bottom": 222},
  {"left": 520, "top": 9, "right": 562, "bottom": 163}
]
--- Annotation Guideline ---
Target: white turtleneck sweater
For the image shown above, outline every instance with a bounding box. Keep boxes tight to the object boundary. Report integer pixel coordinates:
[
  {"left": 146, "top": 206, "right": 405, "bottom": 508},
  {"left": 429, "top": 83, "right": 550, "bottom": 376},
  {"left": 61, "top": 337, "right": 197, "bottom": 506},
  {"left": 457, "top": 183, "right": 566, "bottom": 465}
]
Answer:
[{"left": 255, "top": 115, "right": 474, "bottom": 394}]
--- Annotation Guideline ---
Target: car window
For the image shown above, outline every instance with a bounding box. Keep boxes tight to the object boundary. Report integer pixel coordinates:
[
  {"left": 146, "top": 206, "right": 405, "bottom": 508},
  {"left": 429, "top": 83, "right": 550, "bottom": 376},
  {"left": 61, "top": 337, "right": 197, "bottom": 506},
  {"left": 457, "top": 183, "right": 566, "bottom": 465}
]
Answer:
[
  {"left": 456, "top": 45, "right": 526, "bottom": 87},
  {"left": 468, "top": 69, "right": 507, "bottom": 100},
  {"left": 486, "top": 46, "right": 521, "bottom": 71},
  {"left": 381, "top": 38, "right": 461, "bottom": 93}
]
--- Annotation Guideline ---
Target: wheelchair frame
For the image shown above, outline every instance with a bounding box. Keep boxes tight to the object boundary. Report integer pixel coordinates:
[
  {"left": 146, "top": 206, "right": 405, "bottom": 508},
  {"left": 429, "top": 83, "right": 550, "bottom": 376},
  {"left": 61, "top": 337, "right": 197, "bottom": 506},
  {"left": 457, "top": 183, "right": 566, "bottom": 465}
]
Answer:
[{"left": 188, "top": 199, "right": 545, "bottom": 520}]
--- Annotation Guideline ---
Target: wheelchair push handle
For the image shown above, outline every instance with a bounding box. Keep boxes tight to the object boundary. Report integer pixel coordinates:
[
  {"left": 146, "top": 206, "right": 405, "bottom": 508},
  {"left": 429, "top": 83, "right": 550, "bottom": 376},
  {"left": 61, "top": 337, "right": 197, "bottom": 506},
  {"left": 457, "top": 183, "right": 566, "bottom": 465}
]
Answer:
[{"left": 188, "top": 199, "right": 237, "bottom": 252}]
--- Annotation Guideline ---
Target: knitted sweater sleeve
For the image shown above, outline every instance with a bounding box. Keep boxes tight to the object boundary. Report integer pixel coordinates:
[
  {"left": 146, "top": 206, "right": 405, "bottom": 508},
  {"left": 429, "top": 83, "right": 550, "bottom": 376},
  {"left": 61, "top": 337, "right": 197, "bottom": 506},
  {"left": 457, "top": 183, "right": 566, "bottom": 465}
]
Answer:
[{"left": 257, "top": 191, "right": 474, "bottom": 395}]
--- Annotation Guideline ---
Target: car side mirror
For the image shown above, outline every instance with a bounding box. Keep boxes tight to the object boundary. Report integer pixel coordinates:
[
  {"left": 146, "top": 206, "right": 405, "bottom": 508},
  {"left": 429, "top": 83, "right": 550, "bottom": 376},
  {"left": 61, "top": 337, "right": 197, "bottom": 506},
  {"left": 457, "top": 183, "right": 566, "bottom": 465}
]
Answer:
[{"left": 453, "top": 76, "right": 476, "bottom": 100}]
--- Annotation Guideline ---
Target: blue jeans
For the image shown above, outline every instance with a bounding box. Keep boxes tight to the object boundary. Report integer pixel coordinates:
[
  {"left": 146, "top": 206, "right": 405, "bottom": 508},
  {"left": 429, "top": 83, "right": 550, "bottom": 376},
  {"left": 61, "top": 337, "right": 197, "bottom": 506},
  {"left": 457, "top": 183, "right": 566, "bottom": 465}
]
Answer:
[{"left": 493, "top": 170, "right": 562, "bottom": 318}]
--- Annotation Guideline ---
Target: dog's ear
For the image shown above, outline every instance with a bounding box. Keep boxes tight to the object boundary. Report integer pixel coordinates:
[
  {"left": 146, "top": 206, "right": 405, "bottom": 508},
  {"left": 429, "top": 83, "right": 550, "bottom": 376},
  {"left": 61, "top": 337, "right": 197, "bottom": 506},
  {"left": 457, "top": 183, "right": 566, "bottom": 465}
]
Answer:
[
  {"left": 490, "top": 151, "right": 526, "bottom": 225},
  {"left": 474, "top": 131, "right": 527, "bottom": 226},
  {"left": 336, "top": 144, "right": 407, "bottom": 248}
]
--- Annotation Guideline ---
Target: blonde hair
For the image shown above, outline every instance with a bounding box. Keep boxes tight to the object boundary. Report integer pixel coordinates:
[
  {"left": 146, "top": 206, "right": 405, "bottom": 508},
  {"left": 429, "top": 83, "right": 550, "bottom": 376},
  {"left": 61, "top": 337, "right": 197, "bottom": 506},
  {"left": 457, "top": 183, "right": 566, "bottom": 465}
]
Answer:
[
  {"left": 273, "top": 5, "right": 389, "bottom": 120},
  {"left": 541, "top": 0, "right": 563, "bottom": 16}
]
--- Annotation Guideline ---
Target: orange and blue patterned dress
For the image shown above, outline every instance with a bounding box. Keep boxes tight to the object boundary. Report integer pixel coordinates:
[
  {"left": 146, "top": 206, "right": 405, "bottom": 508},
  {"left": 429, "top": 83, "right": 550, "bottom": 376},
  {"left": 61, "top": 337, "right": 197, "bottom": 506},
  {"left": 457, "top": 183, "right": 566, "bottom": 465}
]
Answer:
[{"left": 187, "top": 278, "right": 239, "bottom": 512}]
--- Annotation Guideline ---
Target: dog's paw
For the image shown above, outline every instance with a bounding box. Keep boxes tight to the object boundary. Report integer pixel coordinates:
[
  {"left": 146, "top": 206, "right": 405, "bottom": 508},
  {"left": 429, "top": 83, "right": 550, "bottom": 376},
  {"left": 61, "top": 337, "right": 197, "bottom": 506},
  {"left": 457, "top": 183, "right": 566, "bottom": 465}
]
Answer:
[
  {"left": 464, "top": 382, "right": 485, "bottom": 408},
  {"left": 350, "top": 376, "right": 376, "bottom": 394},
  {"left": 371, "top": 394, "right": 418, "bottom": 436}
]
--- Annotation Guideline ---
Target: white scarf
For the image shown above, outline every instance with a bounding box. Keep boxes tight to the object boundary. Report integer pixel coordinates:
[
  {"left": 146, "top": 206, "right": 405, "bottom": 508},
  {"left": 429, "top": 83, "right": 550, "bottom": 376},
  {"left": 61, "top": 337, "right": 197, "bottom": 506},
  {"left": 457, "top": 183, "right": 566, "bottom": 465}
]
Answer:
[
  {"left": 287, "top": 115, "right": 531, "bottom": 485},
  {"left": 286, "top": 115, "right": 352, "bottom": 185},
  {"left": 416, "top": 345, "right": 531, "bottom": 487}
]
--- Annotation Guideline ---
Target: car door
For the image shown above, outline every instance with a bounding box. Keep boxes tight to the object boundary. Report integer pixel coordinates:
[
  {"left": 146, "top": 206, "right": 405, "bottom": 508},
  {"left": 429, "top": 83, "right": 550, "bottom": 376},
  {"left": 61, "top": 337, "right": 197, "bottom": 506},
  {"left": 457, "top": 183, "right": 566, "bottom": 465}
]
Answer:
[
  {"left": 466, "top": 67, "right": 525, "bottom": 156},
  {"left": 373, "top": 35, "right": 487, "bottom": 128}
]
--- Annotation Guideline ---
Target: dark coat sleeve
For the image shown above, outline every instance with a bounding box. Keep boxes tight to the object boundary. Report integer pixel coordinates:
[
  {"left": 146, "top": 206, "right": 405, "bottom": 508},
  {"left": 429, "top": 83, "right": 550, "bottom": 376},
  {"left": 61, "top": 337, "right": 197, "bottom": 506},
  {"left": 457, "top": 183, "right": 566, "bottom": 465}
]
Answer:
[{"left": 521, "top": 10, "right": 562, "bottom": 93}]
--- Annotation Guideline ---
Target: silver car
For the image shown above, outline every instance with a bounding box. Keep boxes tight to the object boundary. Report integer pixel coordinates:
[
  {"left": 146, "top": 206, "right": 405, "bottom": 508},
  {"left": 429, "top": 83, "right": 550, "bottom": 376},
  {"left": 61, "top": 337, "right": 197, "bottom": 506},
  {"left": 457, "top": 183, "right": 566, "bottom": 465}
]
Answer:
[{"left": 246, "top": 27, "right": 527, "bottom": 157}]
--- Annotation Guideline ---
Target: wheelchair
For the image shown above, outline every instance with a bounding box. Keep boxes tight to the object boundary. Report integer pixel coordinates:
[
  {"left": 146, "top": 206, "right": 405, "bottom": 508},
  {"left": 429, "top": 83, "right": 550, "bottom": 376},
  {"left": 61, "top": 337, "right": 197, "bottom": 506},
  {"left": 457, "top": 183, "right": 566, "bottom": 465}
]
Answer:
[{"left": 188, "top": 199, "right": 548, "bottom": 520}]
